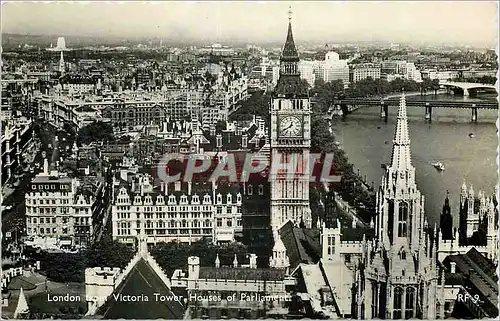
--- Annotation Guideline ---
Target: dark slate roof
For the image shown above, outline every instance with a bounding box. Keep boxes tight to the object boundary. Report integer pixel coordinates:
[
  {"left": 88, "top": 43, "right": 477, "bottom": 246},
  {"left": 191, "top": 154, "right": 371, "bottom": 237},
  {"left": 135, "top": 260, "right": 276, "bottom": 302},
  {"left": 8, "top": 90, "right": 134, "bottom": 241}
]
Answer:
[
  {"left": 444, "top": 272, "right": 467, "bottom": 286},
  {"left": 198, "top": 266, "right": 286, "bottom": 281},
  {"left": 443, "top": 248, "right": 498, "bottom": 314},
  {"left": 273, "top": 75, "right": 309, "bottom": 98},
  {"left": 99, "top": 259, "right": 185, "bottom": 319},
  {"left": 279, "top": 221, "right": 321, "bottom": 271},
  {"left": 199, "top": 127, "right": 263, "bottom": 153}
]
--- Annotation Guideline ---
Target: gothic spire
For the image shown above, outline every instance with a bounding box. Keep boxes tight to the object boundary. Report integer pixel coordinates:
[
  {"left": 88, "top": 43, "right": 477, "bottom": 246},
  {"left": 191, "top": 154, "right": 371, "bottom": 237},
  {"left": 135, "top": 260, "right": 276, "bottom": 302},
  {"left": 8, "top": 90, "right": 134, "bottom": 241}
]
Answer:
[
  {"left": 390, "top": 92, "right": 412, "bottom": 170},
  {"left": 59, "top": 51, "right": 65, "bottom": 74},
  {"left": 280, "top": 6, "right": 299, "bottom": 62}
]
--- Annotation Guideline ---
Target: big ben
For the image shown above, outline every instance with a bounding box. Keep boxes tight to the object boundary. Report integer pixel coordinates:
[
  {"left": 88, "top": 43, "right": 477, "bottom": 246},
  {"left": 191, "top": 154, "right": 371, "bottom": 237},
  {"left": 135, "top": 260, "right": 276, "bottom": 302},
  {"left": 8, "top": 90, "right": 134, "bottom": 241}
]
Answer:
[{"left": 270, "top": 10, "right": 311, "bottom": 230}]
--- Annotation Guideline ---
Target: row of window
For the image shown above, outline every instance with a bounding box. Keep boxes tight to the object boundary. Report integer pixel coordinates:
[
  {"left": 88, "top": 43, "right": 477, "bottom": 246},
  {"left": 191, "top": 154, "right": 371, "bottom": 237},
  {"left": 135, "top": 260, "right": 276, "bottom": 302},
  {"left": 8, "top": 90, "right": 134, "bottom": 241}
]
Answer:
[
  {"left": 114, "top": 205, "right": 241, "bottom": 213},
  {"left": 27, "top": 207, "right": 70, "bottom": 215},
  {"left": 27, "top": 193, "right": 72, "bottom": 199},
  {"left": 117, "top": 218, "right": 242, "bottom": 228},
  {"left": 117, "top": 228, "right": 214, "bottom": 236},
  {"left": 28, "top": 227, "right": 69, "bottom": 235},
  {"left": 32, "top": 184, "right": 70, "bottom": 190}
]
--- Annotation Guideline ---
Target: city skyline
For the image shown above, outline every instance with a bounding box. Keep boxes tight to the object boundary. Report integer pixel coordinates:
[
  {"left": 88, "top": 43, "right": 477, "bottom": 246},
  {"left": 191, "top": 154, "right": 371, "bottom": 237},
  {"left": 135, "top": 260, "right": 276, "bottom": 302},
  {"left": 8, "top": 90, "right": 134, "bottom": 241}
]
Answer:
[{"left": 1, "top": 1, "right": 498, "bottom": 47}]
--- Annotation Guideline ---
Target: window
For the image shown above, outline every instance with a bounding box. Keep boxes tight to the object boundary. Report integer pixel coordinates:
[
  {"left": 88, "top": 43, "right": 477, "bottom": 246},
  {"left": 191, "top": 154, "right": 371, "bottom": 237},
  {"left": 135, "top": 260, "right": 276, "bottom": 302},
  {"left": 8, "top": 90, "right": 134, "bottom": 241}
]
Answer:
[
  {"left": 227, "top": 219, "right": 232, "bottom": 227},
  {"left": 398, "top": 202, "right": 408, "bottom": 237},
  {"left": 217, "top": 218, "right": 223, "bottom": 227},
  {"left": 405, "top": 287, "right": 415, "bottom": 319},
  {"left": 258, "top": 184, "right": 264, "bottom": 195},
  {"left": 371, "top": 283, "right": 378, "bottom": 318},
  {"left": 248, "top": 185, "right": 253, "bottom": 195},
  {"left": 393, "top": 287, "right": 403, "bottom": 319}
]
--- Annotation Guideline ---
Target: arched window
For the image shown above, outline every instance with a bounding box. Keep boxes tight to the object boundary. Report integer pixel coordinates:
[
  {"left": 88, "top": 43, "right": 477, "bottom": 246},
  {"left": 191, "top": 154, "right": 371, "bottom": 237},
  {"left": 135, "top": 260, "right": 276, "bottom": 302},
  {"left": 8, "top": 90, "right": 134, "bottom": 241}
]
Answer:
[
  {"left": 399, "top": 247, "right": 407, "bottom": 260},
  {"left": 405, "top": 287, "right": 415, "bottom": 319},
  {"left": 393, "top": 287, "right": 403, "bottom": 319},
  {"left": 398, "top": 202, "right": 408, "bottom": 237}
]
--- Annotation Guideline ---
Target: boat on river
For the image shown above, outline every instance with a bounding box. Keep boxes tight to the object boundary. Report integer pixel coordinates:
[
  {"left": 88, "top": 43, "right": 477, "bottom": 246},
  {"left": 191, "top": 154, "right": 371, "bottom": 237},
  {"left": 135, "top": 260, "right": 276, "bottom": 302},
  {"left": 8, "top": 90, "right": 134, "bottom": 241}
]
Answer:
[{"left": 432, "top": 161, "right": 445, "bottom": 171}]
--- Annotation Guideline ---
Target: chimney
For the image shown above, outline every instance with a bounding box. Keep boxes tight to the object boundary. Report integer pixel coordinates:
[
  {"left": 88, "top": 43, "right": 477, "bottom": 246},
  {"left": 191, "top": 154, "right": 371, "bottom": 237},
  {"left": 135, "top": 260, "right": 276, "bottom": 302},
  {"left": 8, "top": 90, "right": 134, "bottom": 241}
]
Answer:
[
  {"left": 450, "top": 262, "right": 456, "bottom": 274},
  {"left": 215, "top": 254, "right": 220, "bottom": 268},
  {"left": 165, "top": 182, "right": 169, "bottom": 196},
  {"left": 188, "top": 181, "right": 192, "bottom": 195},
  {"left": 249, "top": 254, "right": 257, "bottom": 269},
  {"left": 242, "top": 134, "right": 248, "bottom": 149},
  {"left": 160, "top": 181, "right": 165, "bottom": 193},
  {"left": 216, "top": 134, "right": 222, "bottom": 148}
]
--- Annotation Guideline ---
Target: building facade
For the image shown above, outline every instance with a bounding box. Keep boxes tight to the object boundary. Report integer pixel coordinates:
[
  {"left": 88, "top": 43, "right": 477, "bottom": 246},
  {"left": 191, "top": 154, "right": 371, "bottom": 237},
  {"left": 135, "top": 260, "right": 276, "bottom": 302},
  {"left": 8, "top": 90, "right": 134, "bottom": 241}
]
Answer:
[
  {"left": 25, "top": 160, "right": 106, "bottom": 247},
  {"left": 111, "top": 173, "right": 243, "bottom": 245},
  {"left": 349, "top": 64, "right": 382, "bottom": 83},
  {"left": 1, "top": 118, "right": 34, "bottom": 185}
]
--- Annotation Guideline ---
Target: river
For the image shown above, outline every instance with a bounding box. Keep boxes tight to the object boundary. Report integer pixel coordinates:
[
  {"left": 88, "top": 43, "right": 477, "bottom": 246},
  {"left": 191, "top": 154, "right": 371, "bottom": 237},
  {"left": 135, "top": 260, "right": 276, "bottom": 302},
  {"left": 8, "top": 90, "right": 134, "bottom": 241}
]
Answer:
[{"left": 331, "top": 93, "right": 498, "bottom": 227}]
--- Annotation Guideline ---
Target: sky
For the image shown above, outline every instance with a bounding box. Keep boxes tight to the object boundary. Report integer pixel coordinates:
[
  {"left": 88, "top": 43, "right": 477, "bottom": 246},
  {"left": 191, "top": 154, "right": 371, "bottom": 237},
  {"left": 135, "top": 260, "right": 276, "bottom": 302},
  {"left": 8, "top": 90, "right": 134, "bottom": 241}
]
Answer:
[{"left": 1, "top": 1, "right": 498, "bottom": 47}]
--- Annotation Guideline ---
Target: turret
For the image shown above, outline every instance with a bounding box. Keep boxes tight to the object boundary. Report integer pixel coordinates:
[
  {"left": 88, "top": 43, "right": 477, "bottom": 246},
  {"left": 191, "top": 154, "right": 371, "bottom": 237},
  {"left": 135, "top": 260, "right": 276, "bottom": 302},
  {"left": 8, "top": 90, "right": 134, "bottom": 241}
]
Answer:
[
  {"left": 440, "top": 191, "right": 453, "bottom": 240},
  {"left": 188, "top": 256, "right": 200, "bottom": 280},
  {"left": 215, "top": 254, "right": 220, "bottom": 268},
  {"left": 233, "top": 254, "right": 238, "bottom": 268},
  {"left": 269, "top": 230, "right": 289, "bottom": 270}
]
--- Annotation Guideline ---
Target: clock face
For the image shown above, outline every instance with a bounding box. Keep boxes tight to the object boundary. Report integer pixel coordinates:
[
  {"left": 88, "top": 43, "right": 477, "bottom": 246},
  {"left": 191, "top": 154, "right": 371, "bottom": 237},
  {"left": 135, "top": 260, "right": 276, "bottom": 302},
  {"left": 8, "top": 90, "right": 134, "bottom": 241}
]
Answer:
[{"left": 279, "top": 116, "right": 302, "bottom": 137}]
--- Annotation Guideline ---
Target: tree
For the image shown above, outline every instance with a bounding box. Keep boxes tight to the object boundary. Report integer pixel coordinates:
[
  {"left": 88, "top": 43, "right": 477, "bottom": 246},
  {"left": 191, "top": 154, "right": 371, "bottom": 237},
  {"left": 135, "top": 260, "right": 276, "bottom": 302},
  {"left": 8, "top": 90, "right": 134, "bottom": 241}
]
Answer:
[
  {"left": 38, "top": 252, "right": 88, "bottom": 283},
  {"left": 229, "top": 91, "right": 270, "bottom": 127},
  {"left": 215, "top": 120, "right": 226, "bottom": 133},
  {"left": 310, "top": 80, "right": 344, "bottom": 112},
  {"left": 150, "top": 239, "right": 248, "bottom": 277},
  {"left": 77, "top": 121, "right": 115, "bottom": 146},
  {"left": 86, "top": 238, "right": 135, "bottom": 269}
]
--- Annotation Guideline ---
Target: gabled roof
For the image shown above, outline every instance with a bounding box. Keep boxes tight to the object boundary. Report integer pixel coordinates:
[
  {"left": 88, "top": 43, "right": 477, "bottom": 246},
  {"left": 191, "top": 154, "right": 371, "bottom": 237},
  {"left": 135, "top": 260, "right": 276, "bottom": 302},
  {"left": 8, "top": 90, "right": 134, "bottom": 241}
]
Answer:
[
  {"left": 99, "top": 259, "right": 184, "bottom": 319},
  {"left": 279, "top": 221, "right": 321, "bottom": 271}
]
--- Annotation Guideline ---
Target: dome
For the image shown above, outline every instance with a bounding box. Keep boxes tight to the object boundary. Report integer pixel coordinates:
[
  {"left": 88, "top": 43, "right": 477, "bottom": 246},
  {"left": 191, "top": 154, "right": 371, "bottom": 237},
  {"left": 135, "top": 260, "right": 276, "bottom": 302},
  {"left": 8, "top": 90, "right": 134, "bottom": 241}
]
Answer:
[{"left": 325, "top": 51, "right": 340, "bottom": 62}]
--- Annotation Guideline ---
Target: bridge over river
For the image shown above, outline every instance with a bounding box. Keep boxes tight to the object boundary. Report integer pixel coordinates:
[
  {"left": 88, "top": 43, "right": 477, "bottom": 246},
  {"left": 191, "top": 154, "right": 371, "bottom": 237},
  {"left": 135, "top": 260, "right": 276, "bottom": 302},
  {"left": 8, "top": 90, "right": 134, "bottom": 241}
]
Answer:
[{"left": 322, "top": 92, "right": 498, "bottom": 122}]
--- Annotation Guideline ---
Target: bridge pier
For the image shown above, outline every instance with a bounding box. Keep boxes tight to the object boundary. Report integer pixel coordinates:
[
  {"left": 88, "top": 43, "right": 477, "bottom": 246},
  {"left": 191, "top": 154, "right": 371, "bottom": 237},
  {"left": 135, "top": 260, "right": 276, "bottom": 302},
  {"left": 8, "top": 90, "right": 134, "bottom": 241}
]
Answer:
[
  {"left": 380, "top": 104, "right": 388, "bottom": 122},
  {"left": 471, "top": 106, "right": 477, "bottom": 122},
  {"left": 425, "top": 104, "right": 432, "bottom": 122}
]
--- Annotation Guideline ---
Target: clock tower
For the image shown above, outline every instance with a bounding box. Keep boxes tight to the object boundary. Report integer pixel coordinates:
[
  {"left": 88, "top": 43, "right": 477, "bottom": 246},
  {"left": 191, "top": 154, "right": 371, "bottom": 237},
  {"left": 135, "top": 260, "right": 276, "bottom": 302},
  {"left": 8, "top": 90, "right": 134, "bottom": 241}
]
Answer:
[{"left": 270, "top": 10, "right": 312, "bottom": 230}]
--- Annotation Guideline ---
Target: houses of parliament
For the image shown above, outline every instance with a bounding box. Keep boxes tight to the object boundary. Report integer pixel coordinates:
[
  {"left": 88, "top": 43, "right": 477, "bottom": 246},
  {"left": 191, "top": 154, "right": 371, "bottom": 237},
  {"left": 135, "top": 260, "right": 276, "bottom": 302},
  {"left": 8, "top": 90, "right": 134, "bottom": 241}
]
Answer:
[
  {"left": 73, "top": 11, "right": 498, "bottom": 321},
  {"left": 267, "top": 12, "right": 498, "bottom": 320}
]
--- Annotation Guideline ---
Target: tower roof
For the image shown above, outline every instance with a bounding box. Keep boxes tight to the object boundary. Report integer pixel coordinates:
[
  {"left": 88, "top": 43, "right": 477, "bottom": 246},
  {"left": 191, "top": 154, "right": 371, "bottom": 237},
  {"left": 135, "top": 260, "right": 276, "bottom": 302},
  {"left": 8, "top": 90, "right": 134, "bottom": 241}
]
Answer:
[
  {"left": 281, "top": 21, "right": 299, "bottom": 62},
  {"left": 273, "top": 230, "right": 287, "bottom": 252},
  {"left": 14, "top": 287, "right": 29, "bottom": 318},
  {"left": 390, "top": 93, "right": 412, "bottom": 170}
]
